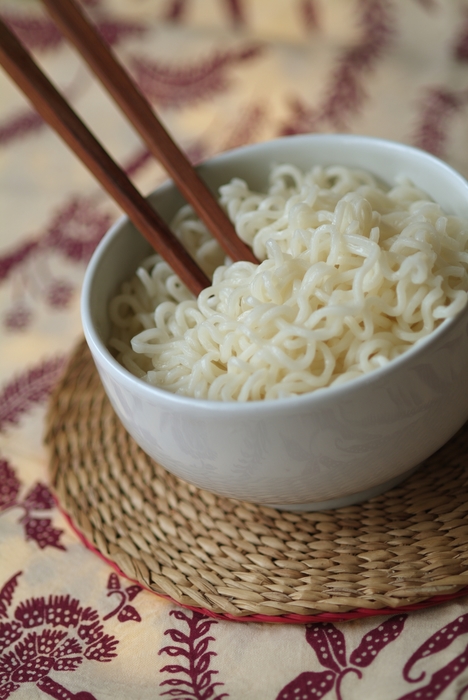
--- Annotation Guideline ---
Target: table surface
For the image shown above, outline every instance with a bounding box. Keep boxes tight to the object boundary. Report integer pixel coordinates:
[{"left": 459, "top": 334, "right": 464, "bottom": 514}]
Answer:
[{"left": 2, "top": 1, "right": 468, "bottom": 698}]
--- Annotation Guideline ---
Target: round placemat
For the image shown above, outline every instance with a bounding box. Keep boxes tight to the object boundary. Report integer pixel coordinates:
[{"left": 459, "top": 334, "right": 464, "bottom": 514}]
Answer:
[{"left": 46, "top": 340, "right": 468, "bottom": 622}]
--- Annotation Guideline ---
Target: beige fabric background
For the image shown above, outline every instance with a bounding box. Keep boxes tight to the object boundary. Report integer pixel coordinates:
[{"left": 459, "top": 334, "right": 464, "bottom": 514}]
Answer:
[{"left": 2, "top": 1, "right": 468, "bottom": 698}]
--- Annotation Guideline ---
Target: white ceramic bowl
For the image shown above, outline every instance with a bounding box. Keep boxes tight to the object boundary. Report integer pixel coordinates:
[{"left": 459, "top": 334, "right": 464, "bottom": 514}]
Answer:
[{"left": 81, "top": 134, "right": 468, "bottom": 511}]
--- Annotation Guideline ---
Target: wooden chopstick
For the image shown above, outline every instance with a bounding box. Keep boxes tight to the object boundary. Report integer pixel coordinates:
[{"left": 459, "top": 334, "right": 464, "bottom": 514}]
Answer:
[
  {"left": 40, "top": 0, "right": 258, "bottom": 266},
  {"left": 0, "top": 18, "right": 210, "bottom": 296}
]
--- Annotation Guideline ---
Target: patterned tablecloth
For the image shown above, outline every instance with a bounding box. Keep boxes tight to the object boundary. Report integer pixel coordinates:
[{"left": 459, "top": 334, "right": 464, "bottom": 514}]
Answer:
[{"left": 3, "top": 1, "right": 468, "bottom": 698}]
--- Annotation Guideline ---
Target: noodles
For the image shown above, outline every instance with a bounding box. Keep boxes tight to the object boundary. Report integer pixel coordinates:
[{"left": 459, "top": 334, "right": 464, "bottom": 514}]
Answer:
[{"left": 108, "top": 164, "right": 468, "bottom": 401}]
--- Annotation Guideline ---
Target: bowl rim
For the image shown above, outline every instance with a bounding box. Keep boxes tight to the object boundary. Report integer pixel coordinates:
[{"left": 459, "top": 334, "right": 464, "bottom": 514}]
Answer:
[{"left": 81, "top": 132, "right": 468, "bottom": 414}]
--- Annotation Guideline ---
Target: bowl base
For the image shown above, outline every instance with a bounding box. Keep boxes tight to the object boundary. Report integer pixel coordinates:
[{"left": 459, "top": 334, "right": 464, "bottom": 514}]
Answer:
[{"left": 271, "top": 465, "right": 420, "bottom": 511}]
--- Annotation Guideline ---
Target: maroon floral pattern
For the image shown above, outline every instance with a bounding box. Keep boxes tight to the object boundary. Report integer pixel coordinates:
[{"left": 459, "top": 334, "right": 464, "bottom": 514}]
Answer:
[
  {"left": 0, "top": 240, "right": 40, "bottom": 285},
  {"left": 0, "top": 358, "right": 66, "bottom": 433},
  {"left": 281, "top": 0, "right": 395, "bottom": 135},
  {"left": 130, "top": 45, "right": 262, "bottom": 108},
  {"left": 0, "top": 461, "right": 20, "bottom": 513},
  {"left": 0, "top": 10, "right": 145, "bottom": 51},
  {"left": 122, "top": 147, "right": 154, "bottom": 178},
  {"left": 0, "top": 13, "right": 63, "bottom": 51},
  {"left": 0, "top": 197, "right": 112, "bottom": 329},
  {"left": 319, "top": 0, "right": 395, "bottom": 128},
  {"left": 164, "top": 0, "right": 189, "bottom": 22},
  {"left": 0, "top": 460, "right": 65, "bottom": 551},
  {"left": 411, "top": 12, "right": 468, "bottom": 158},
  {"left": 0, "top": 109, "right": 45, "bottom": 146},
  {"left": 103, "top": 574, "right": 142, "bottom": 624},
  {"left": 163, "top": 0, "right": 245, "bottom": 25},
  {"left": 0, "top": 347, "right": 66, "bottom": 550},
  {"left": 45, "top": 280, "right": 74, "bottom": 310},
  {"left": 277, "top": 616, "right": 407, "bottom": 700},
  {"left": 398, "top": 652, "right": 468, "bottom": 699},
  {"left": 395, "top": 615, "right": 468, "bottom": 699},
  {"left": 412, "top": 87, "right": 468, "bottom": 157},
  {"left": 300, "top": 0, "right": 320, "bottom": 30},
  {"left": 0, "top": 8, "right": 145, "bottom": 148},
  {"left": 224, "top": 0, "right": 245, "bottom": 26},
  {"left": 454, "top": 9, "right": 468, "bottom": 62},
  {"left": 159, "top": 609, "right": 227, "bottom": 699},
  {"left": 3, "top": 305, "right": 33, "bottom": 333},
  {"left": 0, "top": 197, "right": 112, "bottom": 331},
  {"left": 43, "top": 197, "right": 113, "bottom": 264},
  {"left": 0, "top": 573, "right": 118, "bottom": 699}
]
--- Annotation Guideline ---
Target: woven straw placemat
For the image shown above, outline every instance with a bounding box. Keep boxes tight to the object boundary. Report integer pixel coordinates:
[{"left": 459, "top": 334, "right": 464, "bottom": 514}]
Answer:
[{"left": 45, "top": 340, "right": 468, "bottom": 622}]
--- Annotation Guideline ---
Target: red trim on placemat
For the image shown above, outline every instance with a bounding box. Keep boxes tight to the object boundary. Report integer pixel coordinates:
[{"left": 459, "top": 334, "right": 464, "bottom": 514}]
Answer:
[{"left": 57, "top": 500, "right": 468, "bottom": 624}]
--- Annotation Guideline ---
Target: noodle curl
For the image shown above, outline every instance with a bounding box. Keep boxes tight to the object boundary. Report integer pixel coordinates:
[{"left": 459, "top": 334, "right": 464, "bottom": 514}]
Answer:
[{"left": 109, "top": 165, "right": 468, "bottom": 401}]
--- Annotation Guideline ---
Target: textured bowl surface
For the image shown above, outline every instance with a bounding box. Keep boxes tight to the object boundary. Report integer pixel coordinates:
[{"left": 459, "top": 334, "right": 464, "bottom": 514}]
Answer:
[{"left": 81, "top": 134, "right": 468, "bottom": 510}]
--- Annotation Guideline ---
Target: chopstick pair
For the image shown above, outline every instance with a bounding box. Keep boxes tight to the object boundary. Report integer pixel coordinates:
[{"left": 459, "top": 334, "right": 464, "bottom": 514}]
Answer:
[{"left": 0, "top": 0, "right": 258, "bottom": 296}]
